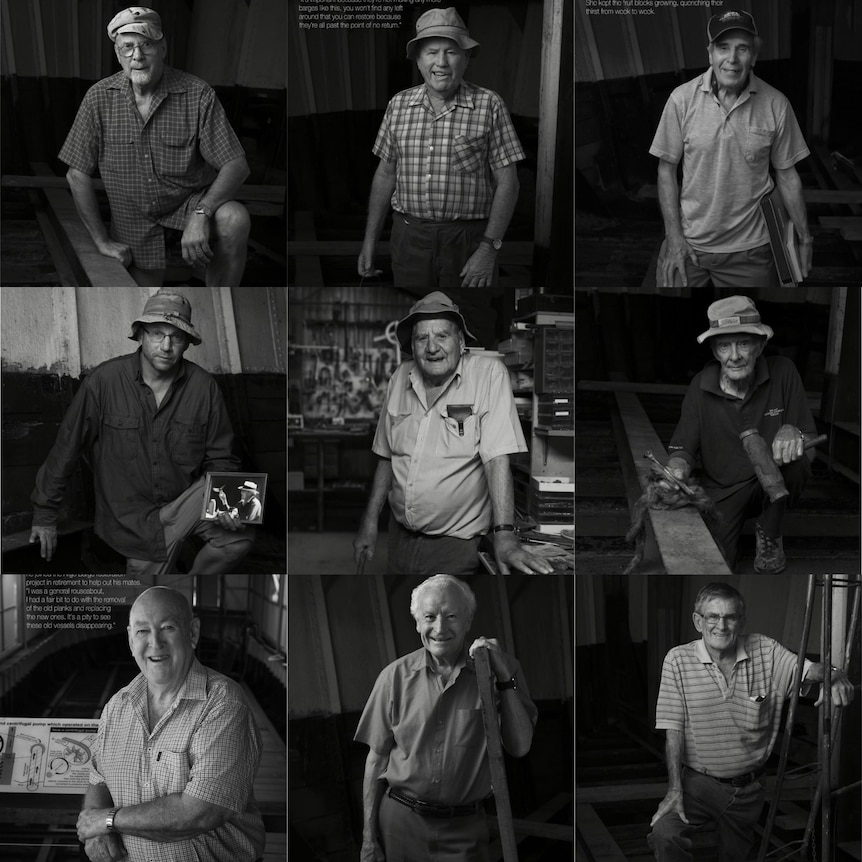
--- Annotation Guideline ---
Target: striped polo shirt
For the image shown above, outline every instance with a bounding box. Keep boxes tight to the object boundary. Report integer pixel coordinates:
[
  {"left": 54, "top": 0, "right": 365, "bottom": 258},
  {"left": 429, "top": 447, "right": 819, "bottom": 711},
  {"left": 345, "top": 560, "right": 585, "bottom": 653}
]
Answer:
[{"left": 656, "top": 633, "right": 810, "bottom": 778}]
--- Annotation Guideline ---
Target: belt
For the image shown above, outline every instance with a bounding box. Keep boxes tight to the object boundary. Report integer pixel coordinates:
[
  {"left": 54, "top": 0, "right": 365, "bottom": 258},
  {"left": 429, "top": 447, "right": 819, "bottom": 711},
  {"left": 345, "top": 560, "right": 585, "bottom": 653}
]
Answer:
[
  {"left": 398, "top": 213, "right": 487, "bottom": 226},
  {"left": 387, "top": 788, "right": 485, "bottom": 818},
  {"left": 686, "top": 765, "right": 765, "bottom": 787}
]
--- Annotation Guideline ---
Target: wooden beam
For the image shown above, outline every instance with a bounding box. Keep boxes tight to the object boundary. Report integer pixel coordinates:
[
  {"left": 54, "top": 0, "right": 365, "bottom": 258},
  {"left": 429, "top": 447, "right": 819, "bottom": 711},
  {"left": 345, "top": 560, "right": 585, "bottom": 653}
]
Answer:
[
  {"left": 575, "top": 804, "right": 626, "bottom": 862},
  {"left": 288, "top": 239, "right": 534, "bottom": 265}
]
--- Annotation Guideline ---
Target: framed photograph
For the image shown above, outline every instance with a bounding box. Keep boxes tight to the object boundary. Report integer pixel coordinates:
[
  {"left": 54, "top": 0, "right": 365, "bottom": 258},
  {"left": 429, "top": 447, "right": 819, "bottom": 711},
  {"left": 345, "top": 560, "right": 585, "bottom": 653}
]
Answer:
[{"left": 201, "top": 472, "right": 268, "bottom": 525}]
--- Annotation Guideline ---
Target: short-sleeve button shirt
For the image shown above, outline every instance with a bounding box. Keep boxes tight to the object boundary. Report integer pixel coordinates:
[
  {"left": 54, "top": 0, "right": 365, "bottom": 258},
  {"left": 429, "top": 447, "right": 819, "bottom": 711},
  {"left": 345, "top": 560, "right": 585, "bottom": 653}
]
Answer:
[
  {"left": 649, "top": 68, "right": 810, "bottom": 253},
  {"left": 373, "top": 81, "right": 525, "bottom": 220},
  {"left": 372, "top": 352, "right": 528, "bottom": 539},
  {"left": 58, "top": 66, "right": 246, "bottom": 268},
  {"left": 89, "top": 658, "right": 265, "bottom": 862}
]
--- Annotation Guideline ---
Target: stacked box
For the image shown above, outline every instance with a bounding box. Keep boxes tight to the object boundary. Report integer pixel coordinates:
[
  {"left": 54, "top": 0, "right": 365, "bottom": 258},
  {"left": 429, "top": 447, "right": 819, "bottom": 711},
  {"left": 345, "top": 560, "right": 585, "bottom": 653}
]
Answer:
[
  {"left": 535, "top": 395, "right": 573, "bottom": 431},
  {"left": 528, "top": 478, "right": 574, "bottom": 530},
  {"left": 534, "top": 327, "right": 573, "bottom": 393}
]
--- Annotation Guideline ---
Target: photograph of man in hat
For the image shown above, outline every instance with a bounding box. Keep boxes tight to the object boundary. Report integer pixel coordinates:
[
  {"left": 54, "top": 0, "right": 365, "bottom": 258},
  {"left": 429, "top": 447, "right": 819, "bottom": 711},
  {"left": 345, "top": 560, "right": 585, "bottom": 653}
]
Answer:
[
  {"left": 662, "top": 295, "right": 817, "bottom": 573},
  {"left": 357, "top": 6, "right": 525, "bottom": 288},
  {"left": 650, "top": 8, "right": 812, "bottom": 287},
  {"left": 237, "top": 481, "right": 263, "bottom": 523},
  {"left": 353, "top": 291, "right": 554, "bottom": 576},
  {"left": 59, "top": 6, "right": 251, "bottom": 287},
  {"left": 29, "top": 289, "right": 254, "bottom": 575}
]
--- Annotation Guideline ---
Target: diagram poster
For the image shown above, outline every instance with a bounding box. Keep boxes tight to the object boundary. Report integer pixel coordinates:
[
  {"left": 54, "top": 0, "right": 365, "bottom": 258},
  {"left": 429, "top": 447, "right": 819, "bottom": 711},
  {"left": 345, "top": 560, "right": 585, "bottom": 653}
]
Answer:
[{"left": 0, "top": 718, "right": 98, "bottom": 794}]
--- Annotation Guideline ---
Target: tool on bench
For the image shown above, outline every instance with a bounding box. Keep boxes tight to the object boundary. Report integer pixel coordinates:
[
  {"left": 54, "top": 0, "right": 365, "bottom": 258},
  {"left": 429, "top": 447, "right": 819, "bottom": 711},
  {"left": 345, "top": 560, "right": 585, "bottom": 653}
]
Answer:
[
  {"left": 739, "top": 431, "right": 827, "bottom": 502},
  {"left": 643, "top": 451, "right": 697, "bottom": 498},
  {"left": 356, "top": 548, "right": 367, "bottom": 575},
  {"left": 474, "top": 646, "right": 518, "bottom": 862}
]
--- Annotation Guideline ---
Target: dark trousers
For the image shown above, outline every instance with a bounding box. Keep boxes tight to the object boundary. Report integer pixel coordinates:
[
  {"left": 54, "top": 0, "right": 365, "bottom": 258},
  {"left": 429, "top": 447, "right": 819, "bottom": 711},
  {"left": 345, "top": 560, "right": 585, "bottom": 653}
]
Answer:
[
  {"left": 648, "top": 768, "right": 765, "bottom": 862},
  {"left": 705, "top": 458, "right": 810, "bottom": 570},
  {"left": 387, "top": 513, "right": 481, "bottom": 576},
  {"left": 683, "top": 242, "right": 779, "bottom": 288},
  {"left": 391, "top": 214, "right": 494, "bottom": 289}
]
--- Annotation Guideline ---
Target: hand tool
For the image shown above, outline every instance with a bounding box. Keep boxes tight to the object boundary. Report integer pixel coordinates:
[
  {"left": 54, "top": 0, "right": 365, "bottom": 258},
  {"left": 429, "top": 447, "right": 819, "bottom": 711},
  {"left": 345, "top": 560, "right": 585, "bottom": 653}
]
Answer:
[
  {"left": 356, "top": 548, "right": 367, "bottom": 575},
  {"left": 643, "top": 450, "right": 697, "bottom": 498},
  {"left": 739, "top": 430, "right": 827, "bottom": 502}
]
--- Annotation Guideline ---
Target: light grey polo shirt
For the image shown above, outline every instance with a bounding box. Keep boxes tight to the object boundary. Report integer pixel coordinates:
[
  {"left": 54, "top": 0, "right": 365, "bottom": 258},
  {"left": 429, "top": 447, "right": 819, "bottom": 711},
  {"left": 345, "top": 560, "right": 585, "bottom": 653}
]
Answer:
[{"left": 649, "top": 68, "right": 810, "bottom": 254}]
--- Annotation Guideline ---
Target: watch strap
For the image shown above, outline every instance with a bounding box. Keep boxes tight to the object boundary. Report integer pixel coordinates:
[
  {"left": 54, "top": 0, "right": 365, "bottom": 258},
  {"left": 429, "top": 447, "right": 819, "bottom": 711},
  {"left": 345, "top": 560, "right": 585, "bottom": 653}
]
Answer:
[
  {"left": 106, "top": 807, "right": 120, "bottom": 832},
  {"left": 496, "top": 677, "right": 517, "bottom": 691},
  {"left": 492, "top": 524, "right": 515, "bottom": 533},
  {"left": 194, "top": 204, "right": 213, "bottom": 218},
  {"left": 481, "top": 235, "right": 502, "bottom": 251}
]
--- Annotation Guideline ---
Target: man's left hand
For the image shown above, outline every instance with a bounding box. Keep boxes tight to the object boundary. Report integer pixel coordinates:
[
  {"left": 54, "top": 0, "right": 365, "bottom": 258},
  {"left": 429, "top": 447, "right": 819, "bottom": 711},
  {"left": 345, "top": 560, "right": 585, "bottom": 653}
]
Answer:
[
  {"left": 459, "top": 245, "right": 496, "bottom": 287},
  {"left": 772, "top": 424, "right": 804, "bottom": 465},
  {"left": 215, "top": 512, "right": 245, "bottom": 532},
  {"left": 814, "top": 668, "right": 855, "bottom": 708},
  {"left": 77, "top": 808, "right": 111, "bottom": 842},
  {"left": 468, "top": 637, "right": 516, "bottom": 682},
  {"left": 493, "top": 531, "right": 554, "bottom": 575},
  {"left": 181, "top": 214, "right": 214, "bottom": 268}
]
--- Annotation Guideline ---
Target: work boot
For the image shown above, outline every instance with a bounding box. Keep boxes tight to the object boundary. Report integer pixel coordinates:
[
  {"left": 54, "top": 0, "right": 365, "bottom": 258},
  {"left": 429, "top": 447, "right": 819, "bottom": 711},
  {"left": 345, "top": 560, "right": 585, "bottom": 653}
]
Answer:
[{"left": 754, "top": 523, "right": 786, "bottom": 573}]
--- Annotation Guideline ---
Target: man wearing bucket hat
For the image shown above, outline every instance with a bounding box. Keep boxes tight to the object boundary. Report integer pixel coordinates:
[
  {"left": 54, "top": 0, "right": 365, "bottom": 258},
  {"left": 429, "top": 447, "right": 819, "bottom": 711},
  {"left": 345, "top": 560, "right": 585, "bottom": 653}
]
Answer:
[
  {"left": 59, "top": 7, "right": 251, "bottom": 287},
  {"left": 358, "top": 7, "right": 525, "bottom": 288},
  {"left": 353, "top": 291, "right": 554, "bottom": 575},
  {"left": 663, "top": 296, "right": 817, "bottom": 572},
  {"left": 29, "top": 289, "right": 255, "bottom": 574},
  {"left": 650, "top": 8, "right": 812, "bottom": 287}
]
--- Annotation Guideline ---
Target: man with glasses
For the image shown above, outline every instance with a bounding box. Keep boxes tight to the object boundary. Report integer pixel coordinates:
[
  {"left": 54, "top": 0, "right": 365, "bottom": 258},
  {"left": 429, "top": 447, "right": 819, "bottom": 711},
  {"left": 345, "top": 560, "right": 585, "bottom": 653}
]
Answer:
[
  {"left": 648, "top": 582, "right": 853, "bottom": 862},
  {"left": 29, "top": 290, "right": 254, "bottom": 574},
  {"left": 661, "top": 295, "right": 816, "bottom": 573},
  {"left": 58, "top": 7, "right": 250, "bottom": 287}
]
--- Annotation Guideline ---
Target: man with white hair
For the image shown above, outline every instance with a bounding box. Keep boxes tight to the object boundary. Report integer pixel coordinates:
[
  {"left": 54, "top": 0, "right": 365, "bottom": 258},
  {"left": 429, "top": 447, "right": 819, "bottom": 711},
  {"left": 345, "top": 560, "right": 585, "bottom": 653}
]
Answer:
[
  {"left": 59, "top": 6, "right": 251, "bottom": 287},
  {"left": 355, "top": 574, "right": 537, "bottom": 862}
]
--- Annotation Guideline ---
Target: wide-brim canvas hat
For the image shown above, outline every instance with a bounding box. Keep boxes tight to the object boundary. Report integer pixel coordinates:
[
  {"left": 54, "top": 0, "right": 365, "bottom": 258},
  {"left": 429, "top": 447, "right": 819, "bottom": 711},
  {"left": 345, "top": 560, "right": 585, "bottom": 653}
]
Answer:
[
  {"left": 406, "top": 7, "right": 479, "bottom": 59},
  {"left": 707, "top": 8, "right": 758, "bottom": 43},
  {"left": 129, "top": 288, "right": 202, "bottom": 345},
  {"left": 396, "top": 291, "right": 477, "bottom": 355},
  {"left": 107, "top": 7, "right": 163, "bottom": 42},
  {"left": 696, "top": 295, "right": 773, "bottom": 344}
]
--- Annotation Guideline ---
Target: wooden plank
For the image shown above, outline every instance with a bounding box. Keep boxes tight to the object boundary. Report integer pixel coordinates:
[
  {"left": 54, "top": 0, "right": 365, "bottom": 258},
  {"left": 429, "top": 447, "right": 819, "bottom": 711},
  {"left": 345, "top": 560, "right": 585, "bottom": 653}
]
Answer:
[
  {"left": 288, "top": 239, "right": 535, "bottom": 266},
  {"left": 27, "top": 189, "right": 80, "bottom": 286},
  {"left": 613, "top": 386, "right": 732, "bottom": 574},
  {"left": 575, "top": 804, "right": 627, "bottom": 862},
  {"left": 811, "top": 144, "right": 862, "bottom": 216}
]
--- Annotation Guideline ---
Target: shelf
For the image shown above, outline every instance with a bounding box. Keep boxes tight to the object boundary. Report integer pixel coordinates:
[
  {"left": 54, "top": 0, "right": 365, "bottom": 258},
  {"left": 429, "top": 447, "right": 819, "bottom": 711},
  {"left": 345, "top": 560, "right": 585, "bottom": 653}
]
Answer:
[{"left": 534, "top": 428, "right": 575, "bottom": 437}]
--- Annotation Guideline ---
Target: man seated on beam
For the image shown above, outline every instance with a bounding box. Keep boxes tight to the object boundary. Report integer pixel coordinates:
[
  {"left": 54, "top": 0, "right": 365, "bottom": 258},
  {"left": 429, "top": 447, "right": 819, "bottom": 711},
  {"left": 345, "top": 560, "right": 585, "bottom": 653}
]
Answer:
[{"left": 58, "top": 6, "right": 250, "bottom": 287}]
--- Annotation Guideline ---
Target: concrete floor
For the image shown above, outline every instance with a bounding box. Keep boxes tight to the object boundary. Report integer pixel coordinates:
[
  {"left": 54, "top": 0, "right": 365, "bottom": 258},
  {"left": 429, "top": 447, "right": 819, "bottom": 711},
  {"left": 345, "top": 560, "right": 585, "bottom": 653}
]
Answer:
[{"left": 288, "top": 531, "right": 389, "bottom": 574}]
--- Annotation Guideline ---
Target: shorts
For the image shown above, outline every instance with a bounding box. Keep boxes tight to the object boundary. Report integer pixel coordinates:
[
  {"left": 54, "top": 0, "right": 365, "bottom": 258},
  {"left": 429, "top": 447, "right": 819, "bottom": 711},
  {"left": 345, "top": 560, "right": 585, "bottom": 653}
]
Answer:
[{"left": 684, "top": 242, "right": 779, "bottom": 287}]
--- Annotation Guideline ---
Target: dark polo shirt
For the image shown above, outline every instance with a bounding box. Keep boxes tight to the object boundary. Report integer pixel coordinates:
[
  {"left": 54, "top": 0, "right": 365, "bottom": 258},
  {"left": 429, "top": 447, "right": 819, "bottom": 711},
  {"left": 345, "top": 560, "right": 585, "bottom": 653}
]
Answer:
[{"left": 668, "top": 355, "right": 816, "bottom": 496}]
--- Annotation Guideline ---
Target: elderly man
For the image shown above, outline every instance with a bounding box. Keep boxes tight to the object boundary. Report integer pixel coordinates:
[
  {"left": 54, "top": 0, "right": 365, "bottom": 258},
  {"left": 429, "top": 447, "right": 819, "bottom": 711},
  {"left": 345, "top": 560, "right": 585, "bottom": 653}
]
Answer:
[
  {"left": 353, "top": 291, "right": 553, "bottom": 576},
  {"left": 650, "top": 9, "right": 812, "bottom": 287},
  {"left": 59, "top": 7, "right": 251, "bottom": 287},
  {"left": 664, "top": 295, "right": 816, "bottom": 573},
  {"left": 237, "top": 481, "right": 263, "bottom": 522},
  {"left": 77, "top": 586, "right": 265, "bottom": 862},
  {"left": 357, "top": 7, "right": 525, "bottom": 288},
  {"left": 649, "top": 582, "right": 853, "bottom": 862},
  {"left": 355, "top": 574, "right": 536, "bottom": 862},
  {"left": 29, "top": 289, "right": 254, "bottom": 575}
]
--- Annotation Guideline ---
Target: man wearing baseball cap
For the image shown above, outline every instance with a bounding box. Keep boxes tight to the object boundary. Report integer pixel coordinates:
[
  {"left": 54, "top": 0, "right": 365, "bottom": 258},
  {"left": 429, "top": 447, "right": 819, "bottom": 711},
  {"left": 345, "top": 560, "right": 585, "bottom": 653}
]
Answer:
[
  {"left": 662, "top": 295, "right": 817, "bottom": 572},
  {"left": 29, "top": 289, "right": 255, "bottom": 574},
  {"left": 650, "top": 8, "right": 812, "bottom": 287},
  {"left": 59, "top": 7, "right": 251, "bottom": 287},
  {"left": 358, "top": 7, "right": 525, "bottom": 288},
  {"left": 353, "top": 291, "right": 554, "bottom": 575}
]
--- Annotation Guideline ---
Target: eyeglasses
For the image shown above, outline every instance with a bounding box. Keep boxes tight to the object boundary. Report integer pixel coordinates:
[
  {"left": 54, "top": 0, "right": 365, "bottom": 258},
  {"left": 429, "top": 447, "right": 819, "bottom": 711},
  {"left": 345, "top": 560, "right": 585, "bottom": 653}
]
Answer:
[
  {"left": 143, "top": 328, "right": 186, "bottom": 345},
  {"left": 117, "top": 40, "right": 160, "bottom": 58},
  {"left": 697, "top": 613, "right": 742, "bottom": 625}
]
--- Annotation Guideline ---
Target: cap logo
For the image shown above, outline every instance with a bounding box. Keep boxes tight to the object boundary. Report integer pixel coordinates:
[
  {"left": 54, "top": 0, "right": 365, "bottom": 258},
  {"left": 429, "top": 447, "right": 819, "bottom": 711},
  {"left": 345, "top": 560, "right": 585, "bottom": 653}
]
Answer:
[
  {"left": 718, "top": 316, "right": 741, "bottom": 327},
  {"left": 719, "top": 11, "right": 743, "bottom": 21},
  {"left": 710, "top": 312, "right": 761, "bottom": 329}
]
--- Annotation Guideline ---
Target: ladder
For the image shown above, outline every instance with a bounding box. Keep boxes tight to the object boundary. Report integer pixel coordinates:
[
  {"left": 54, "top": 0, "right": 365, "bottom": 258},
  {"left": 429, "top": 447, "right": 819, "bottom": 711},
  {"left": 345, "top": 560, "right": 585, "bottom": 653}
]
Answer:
[{"left": 757, "top": 575, "right": 861, "bottom": 862}]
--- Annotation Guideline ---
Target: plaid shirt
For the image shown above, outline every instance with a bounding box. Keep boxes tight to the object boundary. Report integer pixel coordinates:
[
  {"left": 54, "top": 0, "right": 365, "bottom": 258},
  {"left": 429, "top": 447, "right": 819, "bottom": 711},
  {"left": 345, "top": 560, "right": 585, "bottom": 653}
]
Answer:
[
  {"left": 31, "top": 349, "right": 240, "bottom": 561},
  {"left": 373, "top": 81, "right": 525, "bottom": 221},
  {"left": 90, "top": 659, "right": 265, "bottom": 861},
  {"left": 58, "top": 67, "right": 246, "bottom": 269}
]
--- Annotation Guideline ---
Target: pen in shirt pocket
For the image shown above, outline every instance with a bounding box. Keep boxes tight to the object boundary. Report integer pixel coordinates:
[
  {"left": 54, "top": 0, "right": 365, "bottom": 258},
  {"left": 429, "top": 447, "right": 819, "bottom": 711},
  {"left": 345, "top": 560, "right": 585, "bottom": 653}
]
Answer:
[
  {"left": 156, "top": 750, "right": 162, "bottom": 761},
  {"left": 749, "top": 695, "right": 766, "bottom": 703}
]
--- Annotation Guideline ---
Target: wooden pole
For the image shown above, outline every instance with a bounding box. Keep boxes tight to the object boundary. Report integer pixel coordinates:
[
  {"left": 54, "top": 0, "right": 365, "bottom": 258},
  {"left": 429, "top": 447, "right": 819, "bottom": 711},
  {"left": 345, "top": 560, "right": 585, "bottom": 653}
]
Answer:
[{"left": 474, "top": 646, "right": 518, "bottom": 862}]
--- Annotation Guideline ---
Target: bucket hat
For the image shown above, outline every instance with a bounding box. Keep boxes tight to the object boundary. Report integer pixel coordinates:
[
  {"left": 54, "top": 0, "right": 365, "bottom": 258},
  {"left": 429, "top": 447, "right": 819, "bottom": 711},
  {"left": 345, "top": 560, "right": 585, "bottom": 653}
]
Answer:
[
  {"left": 396, "top": 291, "right": 477, "bottom": 355},
  {"left": 696, "top": 295, "right": 773, "bottom": 344},
  {"left": 406, "top": 7, "right": 479, "bottom": 59},
  {"left": 707, "top": 8, "right": 757, "bottom": 43},
  {"left": 129, "top": 289, "right": 202, "bottom": 345},
  {"left": 107, "top": 7, "right": 163, "bottom": 42}
]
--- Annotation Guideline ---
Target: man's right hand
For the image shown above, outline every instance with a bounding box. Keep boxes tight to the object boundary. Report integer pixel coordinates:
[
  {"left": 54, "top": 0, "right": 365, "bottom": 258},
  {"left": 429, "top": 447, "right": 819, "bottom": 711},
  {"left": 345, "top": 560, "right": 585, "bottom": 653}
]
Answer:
[
  {"left": 29, "top": 525, "right": 58, "bottom": 562},
  {"left": 650, "top": 789, "right": 688, "bottom": 829},
  {"left": 95, "top": 240, "right": 132, "bottom": 268},
  {"left": 84, "top": 834, "right": 128, "bottom": 862},
  {"left": 358, "top": 241, "right": 383, "bottom": 279},
  {"left": 658, "top": 235, "right": 697, "bottom": 287},
  {"left": 353, "top": 521, "right": 378, "bottom": 568},
  {"left": 360, "top": 836, "right": 385, "bottom": 862}
]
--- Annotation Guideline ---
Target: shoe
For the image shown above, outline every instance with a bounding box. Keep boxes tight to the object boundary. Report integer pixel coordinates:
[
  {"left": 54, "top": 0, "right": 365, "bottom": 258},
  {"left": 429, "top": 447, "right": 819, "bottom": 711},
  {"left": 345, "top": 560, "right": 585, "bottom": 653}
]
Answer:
[{"left": 754, "top": 523, "right": 786, "bottom": 573}]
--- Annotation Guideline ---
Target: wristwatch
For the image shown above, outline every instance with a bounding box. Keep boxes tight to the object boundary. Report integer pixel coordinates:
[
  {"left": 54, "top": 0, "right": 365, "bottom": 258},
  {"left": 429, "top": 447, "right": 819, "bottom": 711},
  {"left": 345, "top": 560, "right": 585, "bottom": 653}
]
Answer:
[
  {"left": 481, "top": 235, "right": 502, "bottom": 252},
  {"left": 492, "top": 524, "right": 515, "bottom": 533},
  {"left": 193, "top": 203, "right": 213, "bottom": 219},
  {"left": 106, "top": 807, "right": 120, "bottom": 833},
  {"left": 496, "top": 676, "right": 518, "bottom": 691}
]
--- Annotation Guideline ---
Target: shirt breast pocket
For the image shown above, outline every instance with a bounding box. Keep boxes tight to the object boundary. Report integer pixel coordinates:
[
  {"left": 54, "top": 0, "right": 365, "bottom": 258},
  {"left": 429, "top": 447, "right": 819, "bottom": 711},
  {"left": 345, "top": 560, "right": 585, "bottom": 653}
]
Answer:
[
  {"left": 152, "top": 749, "right": 190, "bottom": 796},
  {"left": 435, "top": 414, "right": 478, "bottom": 459},
  {"left": 739, "top": 693, "right": 771, "bottom": 732},
  {"left": 388, "top": 411, "right": 415, "bottom": 457},
  {"left": 453, "top": 707, "right": 485, "bottom": 749},
  {"left": 452, "top": 135, "right": 487, "bottom": 173},
  {"left": 169, "top": 420, "right": 206, "bottom": 467},
  {"left": 102, "top": 134, "right": 135, "bottom": 174},
  {"left": 156, "top": 131, "right": 196, "bottom": 179},
  {"left": 104, "top": 414, "right": 139, "bottom": 461},
  {"left": 745, "top": 127, "right": 775, "bottom": 165}
]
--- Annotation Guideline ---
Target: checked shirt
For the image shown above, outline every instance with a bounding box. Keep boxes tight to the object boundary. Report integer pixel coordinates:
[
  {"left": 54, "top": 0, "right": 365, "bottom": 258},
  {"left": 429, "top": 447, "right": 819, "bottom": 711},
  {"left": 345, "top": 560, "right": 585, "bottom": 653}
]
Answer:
[
  {"left": 59, "top": 66, "right": 245, "bottom": 269},
  {"left": 373, "top": 81, "right": 525, "bottom": 221}
]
